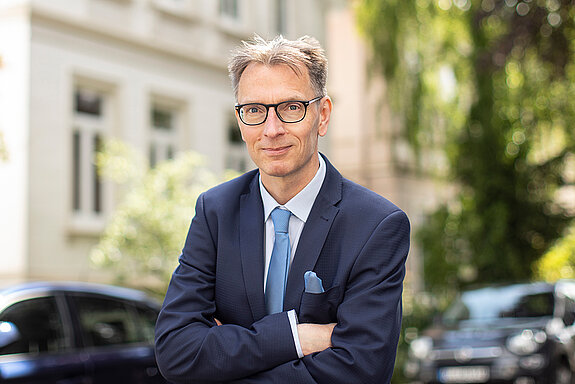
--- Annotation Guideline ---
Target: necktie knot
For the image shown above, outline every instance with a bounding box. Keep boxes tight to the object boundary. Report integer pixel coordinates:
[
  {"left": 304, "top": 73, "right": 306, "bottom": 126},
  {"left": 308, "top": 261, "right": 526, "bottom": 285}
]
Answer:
[{"left": 271, "top": 207, "right": 290, "bottom": 234}]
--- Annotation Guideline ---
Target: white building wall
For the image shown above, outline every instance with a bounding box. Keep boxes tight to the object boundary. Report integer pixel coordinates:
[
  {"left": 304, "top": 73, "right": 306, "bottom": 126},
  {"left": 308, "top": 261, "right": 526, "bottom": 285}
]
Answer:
[
  {"left": 0, "top": 4, "right": 31, "bottom": 281},
  {"left": 25, "top": 10, "right": 237, "bottom": 280},
  {"left": 0, "top": 0, "right": 330, "bottom": 282}
]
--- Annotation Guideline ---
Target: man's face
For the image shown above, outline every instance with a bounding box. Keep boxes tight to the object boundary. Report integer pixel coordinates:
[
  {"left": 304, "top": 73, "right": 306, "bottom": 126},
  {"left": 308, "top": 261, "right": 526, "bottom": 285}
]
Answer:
[{"left": 236, "top": 63, "right": 331, "bottom": 187}]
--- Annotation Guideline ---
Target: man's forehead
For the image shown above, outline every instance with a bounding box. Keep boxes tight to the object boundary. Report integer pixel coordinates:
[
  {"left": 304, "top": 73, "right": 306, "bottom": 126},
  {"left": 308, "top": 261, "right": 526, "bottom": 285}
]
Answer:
[{"left": 237, "top": 63, "right": 313, "bottom": 102}]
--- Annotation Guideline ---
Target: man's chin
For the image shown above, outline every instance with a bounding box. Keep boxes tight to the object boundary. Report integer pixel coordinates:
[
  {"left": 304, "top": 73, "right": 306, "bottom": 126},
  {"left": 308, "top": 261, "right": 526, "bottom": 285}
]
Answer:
[
  {"left": 260, "top": 163, "right": 293, "bottom": 179},
  {"left": 263, "top": 169, "right": 291, "bottom": 178}
]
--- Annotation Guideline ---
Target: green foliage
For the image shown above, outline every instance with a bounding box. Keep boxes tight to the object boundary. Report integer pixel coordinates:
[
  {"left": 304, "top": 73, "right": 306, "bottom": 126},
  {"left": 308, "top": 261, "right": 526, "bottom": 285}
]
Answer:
[
  {"left": 356, "top": 0, "right": 474, "bottom": 157},
  {"left": 535, "top": 224, "right": 575, "bottom": 281},
  {"left": 91, "top": 140, "right": 231, "bottom": 295},
  {"left": 356, "top": 0, "right": 575, "bottom": 294}
]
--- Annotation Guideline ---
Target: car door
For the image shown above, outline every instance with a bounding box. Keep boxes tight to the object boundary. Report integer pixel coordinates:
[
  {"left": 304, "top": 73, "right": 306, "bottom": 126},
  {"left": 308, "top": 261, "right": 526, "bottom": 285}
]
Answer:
[
  {"left": 0, "top": 295, "right": 91, "bottom": 384},
  {"left": 67, "top": 293, "right": 164, "bottom": 384}
]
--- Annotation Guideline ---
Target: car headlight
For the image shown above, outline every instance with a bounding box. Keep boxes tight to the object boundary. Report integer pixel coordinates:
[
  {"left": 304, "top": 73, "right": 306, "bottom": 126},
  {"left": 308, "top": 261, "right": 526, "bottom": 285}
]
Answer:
[
  {"left": 409, "top": 336, "right": 433, "bottom": 360},
  {"left": 506, "top": 329, "right": 547, "bottom": 355}
]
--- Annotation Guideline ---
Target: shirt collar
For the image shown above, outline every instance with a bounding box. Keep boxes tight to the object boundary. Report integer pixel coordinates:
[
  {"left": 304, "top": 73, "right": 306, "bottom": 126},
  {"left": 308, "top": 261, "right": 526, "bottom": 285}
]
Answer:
[{"left": 260, "top": 154, "right": 326, "bottom": 223}]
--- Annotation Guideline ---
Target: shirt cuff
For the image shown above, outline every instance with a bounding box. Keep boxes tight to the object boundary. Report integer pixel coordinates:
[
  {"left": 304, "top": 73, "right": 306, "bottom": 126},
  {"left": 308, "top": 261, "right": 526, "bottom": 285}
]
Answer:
[{"left": 287, "top": 309, "right": 304, "bottom": 358}]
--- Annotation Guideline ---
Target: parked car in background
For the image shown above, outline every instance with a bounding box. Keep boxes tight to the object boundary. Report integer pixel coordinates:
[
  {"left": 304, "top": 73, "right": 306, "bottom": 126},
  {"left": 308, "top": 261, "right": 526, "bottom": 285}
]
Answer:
[
  {"left": 405, "top": 281, "right": 575, "bottom": 384},
  {"left": 0, "top": 281, "right": 166, "bottom": 383}
]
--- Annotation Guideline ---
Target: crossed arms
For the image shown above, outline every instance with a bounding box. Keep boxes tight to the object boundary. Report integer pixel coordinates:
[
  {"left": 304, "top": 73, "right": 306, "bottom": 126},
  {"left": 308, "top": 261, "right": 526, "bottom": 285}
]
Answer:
[
  {"left": 216, "top": 318, "right": 335, "bottom": 357},
  {"left": 154, "top": 193, "right": 410, "bottom": 383}
]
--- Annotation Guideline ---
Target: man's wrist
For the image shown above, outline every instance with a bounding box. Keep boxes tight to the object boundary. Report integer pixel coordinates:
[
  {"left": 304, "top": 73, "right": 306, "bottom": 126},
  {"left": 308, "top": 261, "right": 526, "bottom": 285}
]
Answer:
[{"left": 287, "top": 309, "right": 304, "bottom": 358}]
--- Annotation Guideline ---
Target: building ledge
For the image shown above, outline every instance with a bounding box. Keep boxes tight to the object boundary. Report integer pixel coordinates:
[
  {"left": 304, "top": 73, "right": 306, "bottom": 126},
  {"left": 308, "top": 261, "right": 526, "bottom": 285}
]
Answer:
[{"left": 29, "top": 3, "right": 231, "bottom": 71}]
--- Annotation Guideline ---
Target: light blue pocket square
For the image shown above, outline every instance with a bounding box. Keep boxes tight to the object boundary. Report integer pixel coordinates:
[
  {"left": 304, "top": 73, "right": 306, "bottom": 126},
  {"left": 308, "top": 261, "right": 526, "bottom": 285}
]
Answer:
[{"left": 304, "top": 271, "right": 325, "bottom": 293}]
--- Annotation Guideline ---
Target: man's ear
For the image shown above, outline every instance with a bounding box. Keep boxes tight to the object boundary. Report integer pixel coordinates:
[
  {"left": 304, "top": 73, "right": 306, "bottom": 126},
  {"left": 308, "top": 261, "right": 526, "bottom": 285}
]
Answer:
[{"left": 318, "top": 96, "right": 332, "bottom": 137}]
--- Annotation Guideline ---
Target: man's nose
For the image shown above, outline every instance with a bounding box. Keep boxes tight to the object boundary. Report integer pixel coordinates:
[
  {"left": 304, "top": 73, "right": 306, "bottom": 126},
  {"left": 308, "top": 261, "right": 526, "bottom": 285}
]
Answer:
[{"left": 262, "top": 107, "right": 286, "bottom": 137}]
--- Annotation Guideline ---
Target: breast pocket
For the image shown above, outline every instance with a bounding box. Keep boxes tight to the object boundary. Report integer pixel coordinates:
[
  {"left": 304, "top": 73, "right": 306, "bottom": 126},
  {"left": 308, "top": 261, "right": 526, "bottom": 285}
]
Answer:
[{"left": 298, "top": 285, "right": 341, "bottom": 324}]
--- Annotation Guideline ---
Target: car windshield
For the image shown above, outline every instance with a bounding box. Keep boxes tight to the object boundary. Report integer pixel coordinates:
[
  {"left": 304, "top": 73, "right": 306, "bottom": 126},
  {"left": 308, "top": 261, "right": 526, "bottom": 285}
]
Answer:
[{"left": 442, "top": 284, "right": 555, "bottom": 325}]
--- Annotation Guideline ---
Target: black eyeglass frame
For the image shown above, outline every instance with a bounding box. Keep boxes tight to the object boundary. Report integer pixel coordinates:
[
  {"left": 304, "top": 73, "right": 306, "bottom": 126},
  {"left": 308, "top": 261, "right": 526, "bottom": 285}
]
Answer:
[{"left": 234, "top": 96, "right": 323, "bottom": 126}]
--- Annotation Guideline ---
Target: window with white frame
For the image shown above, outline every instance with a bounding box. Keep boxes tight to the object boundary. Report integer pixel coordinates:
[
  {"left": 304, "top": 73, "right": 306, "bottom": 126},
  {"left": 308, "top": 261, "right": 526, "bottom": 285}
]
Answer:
[
  {"left": 72, "top": 87, "right": 107, "bottom": 219},
  {"left": 219, "top": 0, "right": 239, "bottom": 19},
  {"left": 149, "top": 106, "right": 177, "bottom": 167}
]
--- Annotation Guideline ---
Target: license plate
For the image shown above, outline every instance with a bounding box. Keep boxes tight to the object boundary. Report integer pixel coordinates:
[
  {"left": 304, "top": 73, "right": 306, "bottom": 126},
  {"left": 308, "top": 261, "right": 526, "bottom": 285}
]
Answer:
[{"left": 438, "top": 366, "right": 490, "bottom": 383}]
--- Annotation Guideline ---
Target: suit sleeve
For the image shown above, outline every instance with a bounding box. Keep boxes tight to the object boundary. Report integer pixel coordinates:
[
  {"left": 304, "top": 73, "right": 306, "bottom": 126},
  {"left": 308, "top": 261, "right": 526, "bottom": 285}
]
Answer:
[
  {"left": 230, "top": 210, "right": 410, "bottom": 384},
  {"left": 154, "top": 193, "right": 300, "bottom": 384}
]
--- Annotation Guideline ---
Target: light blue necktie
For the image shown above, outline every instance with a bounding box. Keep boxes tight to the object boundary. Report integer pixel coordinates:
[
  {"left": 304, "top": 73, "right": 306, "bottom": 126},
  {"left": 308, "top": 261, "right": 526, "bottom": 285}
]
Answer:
[{"left": 266, "top": 207, "right": 291, "bottom": 314}]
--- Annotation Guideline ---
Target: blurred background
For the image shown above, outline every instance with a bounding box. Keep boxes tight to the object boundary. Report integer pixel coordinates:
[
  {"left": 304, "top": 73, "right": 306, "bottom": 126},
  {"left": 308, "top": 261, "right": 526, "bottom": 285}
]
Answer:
[{"left": 0, "top": 0, "right": 574, "bottom": 382}]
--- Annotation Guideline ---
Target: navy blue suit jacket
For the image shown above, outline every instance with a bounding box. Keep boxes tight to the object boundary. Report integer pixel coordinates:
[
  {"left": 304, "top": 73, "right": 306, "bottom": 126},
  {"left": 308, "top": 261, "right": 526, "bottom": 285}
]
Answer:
[{"left": 155, "top": 155, "right": 410, "bottom": 384}]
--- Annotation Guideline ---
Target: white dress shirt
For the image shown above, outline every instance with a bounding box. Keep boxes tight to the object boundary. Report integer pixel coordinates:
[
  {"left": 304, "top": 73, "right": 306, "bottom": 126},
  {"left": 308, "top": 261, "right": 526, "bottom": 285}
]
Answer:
[{"left": 259, "top": 154, "right": 327, "bottom": 358}]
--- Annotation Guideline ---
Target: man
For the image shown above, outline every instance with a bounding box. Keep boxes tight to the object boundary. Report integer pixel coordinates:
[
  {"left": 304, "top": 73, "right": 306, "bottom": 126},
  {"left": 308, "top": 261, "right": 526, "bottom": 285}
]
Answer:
[{"left": 155, "top": 35, "right": 410, "bottom": 384}]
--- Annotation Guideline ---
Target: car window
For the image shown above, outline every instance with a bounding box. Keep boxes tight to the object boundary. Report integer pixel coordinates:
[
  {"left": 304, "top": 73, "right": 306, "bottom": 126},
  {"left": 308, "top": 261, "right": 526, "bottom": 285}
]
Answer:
[
  {"left": 562, "top": 296, "right": 575, "bottom": 325},
  {"left": 71, "top": 295, "right": 155, "bottom": 348},
  {"left": 134, "top": 304, "right": 159, "bottom": 344},
  {"left": 442, "top": 285, "right": 555, "bottom": 325},
  {"left": 505, "top": 292, "right": 554, "bottom": 318},
  {"left": 0, "top": 296, "right": 68, "bottom": 356},
  {"left": 72, "top": 295, "right": 142, "bottom": 347}
]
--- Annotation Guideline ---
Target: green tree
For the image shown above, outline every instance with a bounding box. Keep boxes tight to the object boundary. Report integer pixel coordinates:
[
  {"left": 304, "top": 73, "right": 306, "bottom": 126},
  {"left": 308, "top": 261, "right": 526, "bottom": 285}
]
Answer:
[
  {"left": 91, "top": 140, "right": 232, "bottom": 295},
  {"left": 535, "top": 225, "right": 575, "bottom": 281},
  {"left": 356, "top": 0, "right": 575, "bottom": 293}
]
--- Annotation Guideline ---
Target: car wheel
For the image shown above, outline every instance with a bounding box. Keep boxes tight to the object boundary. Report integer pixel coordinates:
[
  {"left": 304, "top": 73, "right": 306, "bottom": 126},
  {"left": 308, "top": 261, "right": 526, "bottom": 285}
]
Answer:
[{"left": 552, "top": 362, "right": 573, "bottom": 384}]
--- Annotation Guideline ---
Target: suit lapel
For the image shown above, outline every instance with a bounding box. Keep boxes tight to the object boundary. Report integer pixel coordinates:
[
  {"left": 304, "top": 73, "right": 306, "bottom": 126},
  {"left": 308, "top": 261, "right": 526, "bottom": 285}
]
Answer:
[
  {"left": 283, "top": 156, "right": 342, "bottom": 312},
  {"left": 239, "top": 175, "right": 267, "bottom": 321}
]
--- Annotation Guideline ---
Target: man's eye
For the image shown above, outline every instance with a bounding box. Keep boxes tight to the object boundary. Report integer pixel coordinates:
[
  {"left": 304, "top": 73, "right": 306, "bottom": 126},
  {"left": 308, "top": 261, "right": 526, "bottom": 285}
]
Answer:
[
  {"left": 245, "top": 105, "right": 264, "bottom": 114},
  {"left": 280, "top": 103, "right": 303, "bottom": 112}
]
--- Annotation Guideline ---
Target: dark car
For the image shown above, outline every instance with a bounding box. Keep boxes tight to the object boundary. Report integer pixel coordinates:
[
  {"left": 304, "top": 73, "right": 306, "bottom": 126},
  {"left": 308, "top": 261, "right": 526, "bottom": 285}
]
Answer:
[
  {"left": 405, "top": 281, "right": 575, "bottom": 384},
  {"left": 0, "top": 281, "right": 166, "bottom": 383}
]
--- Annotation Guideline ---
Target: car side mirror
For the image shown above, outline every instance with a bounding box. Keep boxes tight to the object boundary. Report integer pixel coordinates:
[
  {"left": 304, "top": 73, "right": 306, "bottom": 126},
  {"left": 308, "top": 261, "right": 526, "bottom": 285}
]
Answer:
[{"left": 0, "top": 321, "right": 21, "bottom": 348}]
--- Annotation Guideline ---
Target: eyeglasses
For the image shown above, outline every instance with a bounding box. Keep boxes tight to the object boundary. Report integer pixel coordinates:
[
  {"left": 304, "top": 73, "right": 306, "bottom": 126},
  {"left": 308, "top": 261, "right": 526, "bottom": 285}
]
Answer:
[{"left": 235, "top": 96, "right": 323, "bottom": 126}]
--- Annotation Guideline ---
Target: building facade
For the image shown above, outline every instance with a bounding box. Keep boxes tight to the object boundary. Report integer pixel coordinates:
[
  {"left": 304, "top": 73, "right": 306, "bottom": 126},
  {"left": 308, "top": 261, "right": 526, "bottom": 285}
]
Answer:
[{"left": 0, "top": 0, "right": 329, "bottom": 282}]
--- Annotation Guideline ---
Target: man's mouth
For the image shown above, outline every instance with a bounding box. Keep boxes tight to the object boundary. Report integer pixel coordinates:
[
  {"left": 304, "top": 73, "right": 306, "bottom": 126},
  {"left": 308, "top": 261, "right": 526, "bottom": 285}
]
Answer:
[{"left": 263, "top": 146, "right": 291, "bottom": 155}]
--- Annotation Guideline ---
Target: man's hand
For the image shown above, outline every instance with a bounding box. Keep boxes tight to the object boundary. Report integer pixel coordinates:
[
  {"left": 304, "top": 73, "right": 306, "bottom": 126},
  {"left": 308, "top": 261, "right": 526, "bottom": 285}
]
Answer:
[
  {"left": 297, "top": 323, "right": 336, "bottom": 356},
  {"left": 216, "top": 317, "right": 335, "bottom": 356}
]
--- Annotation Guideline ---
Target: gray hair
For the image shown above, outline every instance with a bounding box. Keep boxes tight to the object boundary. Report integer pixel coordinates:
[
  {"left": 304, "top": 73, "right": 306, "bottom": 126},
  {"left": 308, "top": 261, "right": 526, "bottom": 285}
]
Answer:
[{"left": 228, "top": 35, "right": 328, "bottom": 100}]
